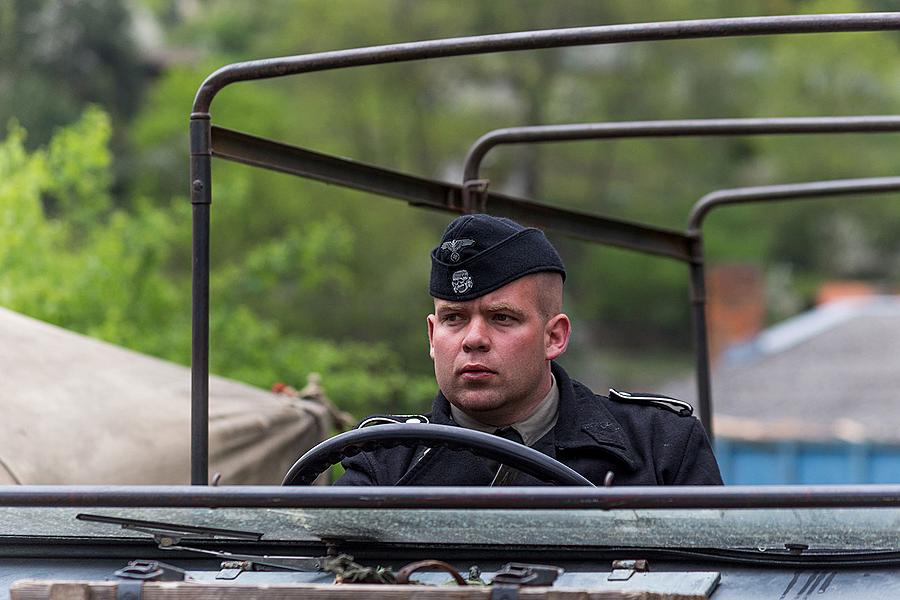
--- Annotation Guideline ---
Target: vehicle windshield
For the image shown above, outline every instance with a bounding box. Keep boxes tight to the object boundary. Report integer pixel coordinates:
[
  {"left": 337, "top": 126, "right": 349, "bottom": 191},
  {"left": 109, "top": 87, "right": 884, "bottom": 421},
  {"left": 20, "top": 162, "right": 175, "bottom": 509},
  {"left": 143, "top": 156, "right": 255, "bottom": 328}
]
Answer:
[{"left": 4, "top": 505, "right": 899, "bottom": 552}]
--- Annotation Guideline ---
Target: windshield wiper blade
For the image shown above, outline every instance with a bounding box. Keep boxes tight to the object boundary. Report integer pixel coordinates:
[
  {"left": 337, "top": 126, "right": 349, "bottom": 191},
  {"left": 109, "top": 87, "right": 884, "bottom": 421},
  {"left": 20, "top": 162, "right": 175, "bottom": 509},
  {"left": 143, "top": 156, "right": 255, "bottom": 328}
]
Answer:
[
  {"left": 76, "top": 513, "right": 263, "bottom": 543},
  {"left": 76, "top": 512, "right": 323, "bottom": 572}
]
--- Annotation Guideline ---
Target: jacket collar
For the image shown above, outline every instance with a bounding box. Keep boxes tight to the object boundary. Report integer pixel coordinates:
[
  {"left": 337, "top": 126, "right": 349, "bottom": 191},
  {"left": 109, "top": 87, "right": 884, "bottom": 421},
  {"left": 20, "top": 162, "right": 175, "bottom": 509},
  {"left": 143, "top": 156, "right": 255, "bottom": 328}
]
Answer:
[
  {"left": 430, "top": 391, "right": 455, "bottom": 425},
  {"left": 429, "top": 362, "right": 639, "bottom": 471}
]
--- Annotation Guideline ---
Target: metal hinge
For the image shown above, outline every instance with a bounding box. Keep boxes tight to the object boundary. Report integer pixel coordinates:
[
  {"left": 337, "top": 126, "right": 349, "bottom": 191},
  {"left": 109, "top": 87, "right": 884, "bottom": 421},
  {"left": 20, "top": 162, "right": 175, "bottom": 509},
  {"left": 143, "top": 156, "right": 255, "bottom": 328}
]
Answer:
[{"left": 608, "top": 559, "right": 650, "bottom": 581}]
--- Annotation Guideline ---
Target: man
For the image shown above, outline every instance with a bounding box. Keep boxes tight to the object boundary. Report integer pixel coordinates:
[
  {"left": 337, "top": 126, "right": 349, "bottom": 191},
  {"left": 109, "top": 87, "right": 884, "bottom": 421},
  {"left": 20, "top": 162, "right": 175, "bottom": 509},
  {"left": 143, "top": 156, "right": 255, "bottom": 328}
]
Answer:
[{"left": 336, "top": 214, "right": 722, "bottom": 486}]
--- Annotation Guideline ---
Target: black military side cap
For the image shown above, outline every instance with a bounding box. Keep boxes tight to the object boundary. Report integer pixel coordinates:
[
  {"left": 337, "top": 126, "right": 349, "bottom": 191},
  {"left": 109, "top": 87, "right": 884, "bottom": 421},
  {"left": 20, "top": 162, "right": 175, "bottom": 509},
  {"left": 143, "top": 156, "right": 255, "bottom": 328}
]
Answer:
[{"left": 429, "top": 214, "right": 566, "bottom": 301}]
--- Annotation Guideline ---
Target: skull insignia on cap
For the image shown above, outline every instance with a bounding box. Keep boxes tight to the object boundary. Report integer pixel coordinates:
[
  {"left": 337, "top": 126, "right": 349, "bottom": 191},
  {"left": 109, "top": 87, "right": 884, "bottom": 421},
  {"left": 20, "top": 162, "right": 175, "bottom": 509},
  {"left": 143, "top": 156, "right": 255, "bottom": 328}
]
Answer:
[{"left": 451, "top": 270, "right": 473, "bottom": 294}]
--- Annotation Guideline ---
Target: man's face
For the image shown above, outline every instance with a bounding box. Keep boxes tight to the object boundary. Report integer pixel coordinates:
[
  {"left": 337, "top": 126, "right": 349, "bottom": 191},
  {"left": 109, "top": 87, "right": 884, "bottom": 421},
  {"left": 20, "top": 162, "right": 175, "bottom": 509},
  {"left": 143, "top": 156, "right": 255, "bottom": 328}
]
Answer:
[{"left": 427, "top": 274, "right": 569, "bottom": 426}]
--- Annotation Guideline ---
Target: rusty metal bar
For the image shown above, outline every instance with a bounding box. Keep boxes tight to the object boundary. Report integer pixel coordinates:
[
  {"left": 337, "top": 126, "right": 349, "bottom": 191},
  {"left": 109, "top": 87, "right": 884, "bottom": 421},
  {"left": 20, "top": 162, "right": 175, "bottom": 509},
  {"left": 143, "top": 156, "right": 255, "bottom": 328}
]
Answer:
[
  {"left": 189, "top": 114, "right": 211, "bottom": 486},
  {"left": 211, "top": 126, "right": 456, "bottom": 209},
  {"left": 193, "top": 14, "right": 900, "bottom": 113},
  {"left": 211, "top": 126, "right": 692, "bottom": 260},
  {"left": 463, "top": 116, "right": 900, "bottom": 182},
  {"left": 6, "top": 485, "right": 900, "bottom": 509},
  {"left": 687, "top": 238, "right": 711, "bottom": 437},
  {"left": 689, "top": 176, "right": 900, "bottom": 232}
]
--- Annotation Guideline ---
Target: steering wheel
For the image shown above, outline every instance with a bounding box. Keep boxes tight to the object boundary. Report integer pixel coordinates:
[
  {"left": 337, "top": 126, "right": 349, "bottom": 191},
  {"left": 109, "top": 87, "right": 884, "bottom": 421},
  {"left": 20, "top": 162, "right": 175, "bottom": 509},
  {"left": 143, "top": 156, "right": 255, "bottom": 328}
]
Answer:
[{"left": 281, "top": 423, "right": 594, "bottom": 486}]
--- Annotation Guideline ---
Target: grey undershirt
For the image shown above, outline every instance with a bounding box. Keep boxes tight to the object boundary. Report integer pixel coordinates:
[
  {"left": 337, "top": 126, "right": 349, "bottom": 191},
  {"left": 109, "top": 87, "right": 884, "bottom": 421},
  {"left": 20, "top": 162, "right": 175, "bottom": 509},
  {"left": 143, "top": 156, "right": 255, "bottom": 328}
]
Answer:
[{"left": 449, "top": 373, "right": 559, "bottom": 446}]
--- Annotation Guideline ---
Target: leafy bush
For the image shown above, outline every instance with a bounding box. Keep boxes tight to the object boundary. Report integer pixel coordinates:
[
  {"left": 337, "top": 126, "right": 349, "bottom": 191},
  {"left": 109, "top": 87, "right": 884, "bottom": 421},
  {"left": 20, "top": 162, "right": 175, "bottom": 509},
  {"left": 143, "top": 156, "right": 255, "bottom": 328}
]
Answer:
[{"left": 0, "top": 108, "right": 436, "bottom": 417}]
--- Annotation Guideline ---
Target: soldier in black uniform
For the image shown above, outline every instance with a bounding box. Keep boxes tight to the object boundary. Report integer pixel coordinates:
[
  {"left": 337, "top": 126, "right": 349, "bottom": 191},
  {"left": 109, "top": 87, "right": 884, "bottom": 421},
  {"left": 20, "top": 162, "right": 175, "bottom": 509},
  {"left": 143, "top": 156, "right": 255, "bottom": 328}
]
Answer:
[{"left": 335, "top": 214, "right": 722, "bottom": 486}]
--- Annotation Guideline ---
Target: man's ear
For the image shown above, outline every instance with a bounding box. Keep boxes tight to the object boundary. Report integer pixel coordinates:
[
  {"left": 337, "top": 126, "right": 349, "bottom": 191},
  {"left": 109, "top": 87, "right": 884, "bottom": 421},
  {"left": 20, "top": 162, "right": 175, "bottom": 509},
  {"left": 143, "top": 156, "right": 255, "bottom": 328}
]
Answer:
[
  {"left": 544, "top": 313, "right": 571, "bottom": 361},
  {"left": 426, "top": 314, "right": 436, "bottom": 360}
]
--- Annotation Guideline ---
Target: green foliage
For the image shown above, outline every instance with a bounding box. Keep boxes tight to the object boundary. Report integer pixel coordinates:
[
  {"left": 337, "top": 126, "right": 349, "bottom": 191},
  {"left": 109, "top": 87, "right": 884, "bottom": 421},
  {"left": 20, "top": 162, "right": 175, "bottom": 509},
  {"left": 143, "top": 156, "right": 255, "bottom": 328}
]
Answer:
[
  {"left": 45, "top": 107, "right": 114, "bottom": 227},
  {"left": 209, "top": 305, "right": 434, "bottom": 416},
  {"left": 0, "top": 109, "right": 434, "bottom": 416},
  {"left": 0, "top": 109, "right": 183, "bottom": 353}
]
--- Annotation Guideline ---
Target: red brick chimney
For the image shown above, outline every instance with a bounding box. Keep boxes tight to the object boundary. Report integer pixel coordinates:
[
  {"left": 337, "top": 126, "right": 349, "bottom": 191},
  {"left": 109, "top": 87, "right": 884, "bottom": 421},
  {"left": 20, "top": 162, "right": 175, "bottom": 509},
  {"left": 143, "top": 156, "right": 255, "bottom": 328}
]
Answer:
[
  {"left": 706, "top": 264, "right": 765, "bottom": 364},
  {"left": 815, "top": 280, "right": 877, "bottom": 306}
]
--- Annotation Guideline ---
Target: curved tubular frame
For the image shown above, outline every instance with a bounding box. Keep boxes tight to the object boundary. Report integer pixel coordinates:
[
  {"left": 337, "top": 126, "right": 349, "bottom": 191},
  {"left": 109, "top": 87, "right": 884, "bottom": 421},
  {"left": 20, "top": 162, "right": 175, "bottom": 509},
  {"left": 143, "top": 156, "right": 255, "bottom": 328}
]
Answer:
[
  {"left": 463, "top": 116, "right": 900, "bottom": 184},
  {"left": 460, "top": 117, "right": 900, "bottom": 438},
  {"left": 688, "top": 177, "right": 900, "bottom": 231},
  {"left": 191, "top": 14, "right": 900, "bottom": 114},
  {"left": 190, "top": 13, "right": 900, "bottom": 484},
  {"left": 685, "top": 176, "right": 900, "bottom": 426}
]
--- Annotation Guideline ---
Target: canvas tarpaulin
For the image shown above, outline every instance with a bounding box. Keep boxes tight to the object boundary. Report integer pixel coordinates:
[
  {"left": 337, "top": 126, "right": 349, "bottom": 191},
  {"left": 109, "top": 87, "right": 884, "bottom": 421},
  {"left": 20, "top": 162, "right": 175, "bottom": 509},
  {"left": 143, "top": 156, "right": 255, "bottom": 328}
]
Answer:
[{"left": 0, "top": 307, "right": 331, "bottom": 484}]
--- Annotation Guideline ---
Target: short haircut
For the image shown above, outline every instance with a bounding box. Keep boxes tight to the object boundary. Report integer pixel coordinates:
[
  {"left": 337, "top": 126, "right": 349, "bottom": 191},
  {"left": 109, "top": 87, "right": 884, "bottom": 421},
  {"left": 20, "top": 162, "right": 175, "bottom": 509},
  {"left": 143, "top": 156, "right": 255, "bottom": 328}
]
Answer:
[{"left": 533, "top": 272, "right": 564, "bottom": 320}]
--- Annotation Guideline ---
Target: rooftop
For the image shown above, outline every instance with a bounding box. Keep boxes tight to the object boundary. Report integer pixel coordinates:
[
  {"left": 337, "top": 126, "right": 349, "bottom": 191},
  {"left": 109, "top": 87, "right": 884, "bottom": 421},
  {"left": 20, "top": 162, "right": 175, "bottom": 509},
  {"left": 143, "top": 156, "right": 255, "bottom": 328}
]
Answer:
[{"left": 663, "top": 296, "right": 900, "bottom": 443}]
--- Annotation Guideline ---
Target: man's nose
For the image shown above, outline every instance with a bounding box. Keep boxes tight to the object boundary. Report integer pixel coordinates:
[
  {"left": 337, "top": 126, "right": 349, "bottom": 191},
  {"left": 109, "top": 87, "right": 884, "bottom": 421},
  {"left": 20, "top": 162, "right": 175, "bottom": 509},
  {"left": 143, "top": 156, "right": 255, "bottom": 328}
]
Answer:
[{"left": 462, "top": 318, "right": 490, "bottom": 352}]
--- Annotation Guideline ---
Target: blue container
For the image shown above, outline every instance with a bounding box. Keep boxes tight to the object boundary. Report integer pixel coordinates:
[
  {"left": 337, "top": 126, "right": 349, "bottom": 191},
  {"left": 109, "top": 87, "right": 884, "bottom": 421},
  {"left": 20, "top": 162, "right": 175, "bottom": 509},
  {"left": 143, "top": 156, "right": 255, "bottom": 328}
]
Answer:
[{"left": 715, "top": 439, "right": 900, "bottom": 484}]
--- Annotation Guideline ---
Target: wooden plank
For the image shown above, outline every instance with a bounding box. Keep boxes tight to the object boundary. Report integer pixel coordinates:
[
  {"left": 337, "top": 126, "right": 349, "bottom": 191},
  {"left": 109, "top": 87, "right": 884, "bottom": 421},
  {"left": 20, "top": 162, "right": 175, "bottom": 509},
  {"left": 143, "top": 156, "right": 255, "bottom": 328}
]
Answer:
[{"left": 11, "top": 579, "right": 723, "bottom": 600}]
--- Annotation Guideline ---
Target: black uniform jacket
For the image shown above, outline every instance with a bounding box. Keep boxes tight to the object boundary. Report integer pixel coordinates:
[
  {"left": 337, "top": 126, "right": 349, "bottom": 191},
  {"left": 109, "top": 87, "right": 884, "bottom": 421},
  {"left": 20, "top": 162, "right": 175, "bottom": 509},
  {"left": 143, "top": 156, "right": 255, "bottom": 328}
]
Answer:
[{"left": 335, "top": 363, "right": 723, "bottom": 486}]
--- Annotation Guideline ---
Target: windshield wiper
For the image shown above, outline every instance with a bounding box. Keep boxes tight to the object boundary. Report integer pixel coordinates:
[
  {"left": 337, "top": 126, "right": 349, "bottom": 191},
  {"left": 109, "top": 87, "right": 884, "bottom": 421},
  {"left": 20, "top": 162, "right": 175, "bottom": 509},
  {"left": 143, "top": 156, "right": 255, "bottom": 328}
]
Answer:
[
  {"left": 156, "top": 543, "right": 324, "bottom": 572},
  {"left": 76, "top": 513, "right": 264, "bottom": 543},
  {"left": 76, "top": 513, "right": 323, "bottom": 572}
]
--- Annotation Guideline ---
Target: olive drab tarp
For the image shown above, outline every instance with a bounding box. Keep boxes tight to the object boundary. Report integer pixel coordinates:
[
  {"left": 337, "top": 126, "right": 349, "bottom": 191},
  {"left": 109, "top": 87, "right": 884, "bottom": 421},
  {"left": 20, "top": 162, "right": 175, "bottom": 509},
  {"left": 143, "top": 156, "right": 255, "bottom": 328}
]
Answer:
[{"left": 0, "top": 307, "right": 331, "bottom": 484}]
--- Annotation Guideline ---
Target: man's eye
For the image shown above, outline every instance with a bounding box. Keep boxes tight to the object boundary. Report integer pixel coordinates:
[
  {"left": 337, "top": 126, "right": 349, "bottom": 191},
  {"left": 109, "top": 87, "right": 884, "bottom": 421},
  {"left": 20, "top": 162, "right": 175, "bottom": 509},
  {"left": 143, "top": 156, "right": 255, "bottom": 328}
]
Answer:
[
  {"left": 443, "top": 314, "right": 462, "bottom": 322},
  {"left": 494, "top": 314, "right": 513, "bottom": 322}
]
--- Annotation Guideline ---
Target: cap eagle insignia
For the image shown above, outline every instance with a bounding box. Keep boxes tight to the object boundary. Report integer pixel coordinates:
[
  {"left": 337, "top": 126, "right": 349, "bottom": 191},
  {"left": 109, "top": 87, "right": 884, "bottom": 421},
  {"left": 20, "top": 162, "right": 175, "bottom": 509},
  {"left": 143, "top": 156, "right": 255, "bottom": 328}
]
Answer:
[{"left": 441, "top": 238, "right": 475, "bottom": 262}]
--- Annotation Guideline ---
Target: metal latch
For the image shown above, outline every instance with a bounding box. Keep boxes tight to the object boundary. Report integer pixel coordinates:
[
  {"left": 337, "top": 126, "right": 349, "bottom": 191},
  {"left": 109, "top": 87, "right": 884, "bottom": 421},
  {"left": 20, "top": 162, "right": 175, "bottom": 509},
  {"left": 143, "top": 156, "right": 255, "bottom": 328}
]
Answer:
[
  {"left": 216, "top": 560, "right": 254, "bottom": 580},
  {"left": 461, "top": 179, "right": 490, "bottom": 213},
  {"left": 115, "top": 560, "right": 187, "bottom": 582},
  {"left": 490, "top": 563, "right": 563, "bottom": 600},
  {"left": 114, "top": 560, "right": 188, "bottom": 600},
  {"left": 492, "top": 562, "right": 563, "bottom": 586},
  {"left": 608, "top": 559, "right": 649, "bottom": 581}
]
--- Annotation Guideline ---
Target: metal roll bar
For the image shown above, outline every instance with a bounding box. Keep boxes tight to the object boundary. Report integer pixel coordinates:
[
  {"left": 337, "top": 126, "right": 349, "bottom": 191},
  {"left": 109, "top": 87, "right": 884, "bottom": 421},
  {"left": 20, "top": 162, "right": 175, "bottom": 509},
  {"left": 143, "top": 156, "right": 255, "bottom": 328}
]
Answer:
[
  {"left": 191, "top": 13, "right": 900, "bottom": 483},
  {"left": 689, "top": 177, "right": 900, "bottom": 230},
  {"left": 7, "top": 485, "right": 900, "bottom": 509},
  {"left": 208, "top": 126, "right": 691, "bottom": 260},
  {"left": 460, "top": 117, "right": 900, "bottom": 438},
  {"left": 686, "top": 177, "right": 900, "bottom": 436},
  {"left": 463, "top": 117, "right": 900, "bottom": 185}
]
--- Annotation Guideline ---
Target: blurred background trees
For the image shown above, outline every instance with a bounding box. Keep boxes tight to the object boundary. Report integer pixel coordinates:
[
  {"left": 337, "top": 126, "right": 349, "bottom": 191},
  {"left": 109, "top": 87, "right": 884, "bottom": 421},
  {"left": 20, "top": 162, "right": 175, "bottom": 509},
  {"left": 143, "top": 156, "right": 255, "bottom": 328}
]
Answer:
[{"left": 3, "top": 0, "right": 900, "bottom": 415}]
